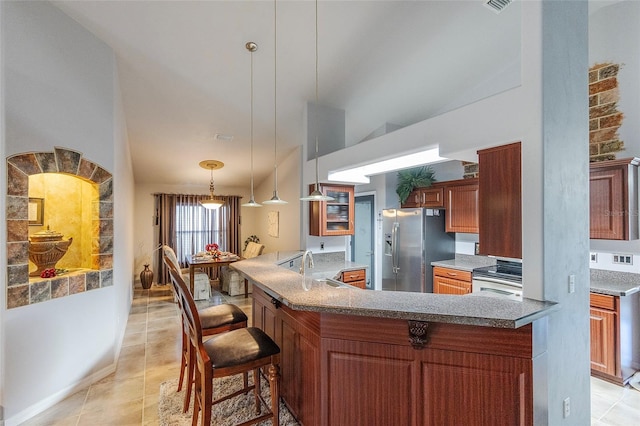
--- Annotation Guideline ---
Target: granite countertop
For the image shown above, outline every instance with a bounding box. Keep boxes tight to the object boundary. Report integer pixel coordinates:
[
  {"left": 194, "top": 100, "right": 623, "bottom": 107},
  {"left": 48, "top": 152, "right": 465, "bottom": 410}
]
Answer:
[
  {"left": 231, "top": 251, "right": 558, "bottom": 329},
  {"left": 590, "top": 269, "right": 640, "bottom": 296},
  {"left": 431, "top": 254, "right": 497, "bottom": 272}
]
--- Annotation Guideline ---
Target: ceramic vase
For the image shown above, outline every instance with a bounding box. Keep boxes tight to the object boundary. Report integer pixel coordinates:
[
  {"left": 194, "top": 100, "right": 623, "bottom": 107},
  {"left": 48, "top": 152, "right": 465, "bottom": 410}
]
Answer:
[{"left": 140, "top": 264, "right": 153, "bottom": 289}]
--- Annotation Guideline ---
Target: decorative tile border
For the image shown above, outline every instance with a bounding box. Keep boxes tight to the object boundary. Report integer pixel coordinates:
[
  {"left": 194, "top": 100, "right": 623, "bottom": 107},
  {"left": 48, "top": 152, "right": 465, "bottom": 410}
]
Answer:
[{"left": 5, "top": 147, "right": 113, "bottom": 309}]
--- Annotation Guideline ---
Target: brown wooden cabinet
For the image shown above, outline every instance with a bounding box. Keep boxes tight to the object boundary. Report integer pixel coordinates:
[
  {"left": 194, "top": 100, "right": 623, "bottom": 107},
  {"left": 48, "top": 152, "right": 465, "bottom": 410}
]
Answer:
[
  {"left": 590, "top": 293, "right": 618, "bottom": 378},
  {"left": 444, "top": 179, "right": 479, "bottom": 233},
  {"left": 253, "top": 287, "right": 320, "bottom": 423},
  {"left": 402, "top": 186, "right": 445, "bottom": 208},
  {"left": 339, "top": 268, "right": 366, "bottom": 289},
  {"left": 253, "top": 285, "right": 538, "bottom": 425},
  {"left": 433, "top": 266, "right": 472, "bottom": 295},
  {"left": 309, "top": 183, "right": 355, "bottom": 236},
  {"left": 478, "top": 142, "right": 522, "bottom": 259},
  {"left": 590, "top": 158, "right": 639, "bottom": 240}
]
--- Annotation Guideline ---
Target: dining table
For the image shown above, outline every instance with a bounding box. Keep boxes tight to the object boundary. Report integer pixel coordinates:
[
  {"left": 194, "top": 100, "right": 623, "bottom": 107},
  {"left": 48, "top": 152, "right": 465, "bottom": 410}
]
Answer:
[{"left": 186, "top": 254, "right": 244, "bottom": 296}]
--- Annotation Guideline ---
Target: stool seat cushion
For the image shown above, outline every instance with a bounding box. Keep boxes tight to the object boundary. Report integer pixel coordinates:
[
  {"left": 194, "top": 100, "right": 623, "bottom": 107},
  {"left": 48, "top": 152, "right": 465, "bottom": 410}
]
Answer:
[
  {"left": 199, "top": 304, "right": 248, "bottom": 330},
  {"left": 204, "top": 327, "right": 280, "bottom": 370}
]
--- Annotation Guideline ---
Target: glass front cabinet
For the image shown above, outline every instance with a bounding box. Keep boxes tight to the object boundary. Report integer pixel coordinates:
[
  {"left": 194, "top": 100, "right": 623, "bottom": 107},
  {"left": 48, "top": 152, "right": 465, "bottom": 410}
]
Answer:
[{"left": 308, "top": 184, "right": 355, "bottom": 236}]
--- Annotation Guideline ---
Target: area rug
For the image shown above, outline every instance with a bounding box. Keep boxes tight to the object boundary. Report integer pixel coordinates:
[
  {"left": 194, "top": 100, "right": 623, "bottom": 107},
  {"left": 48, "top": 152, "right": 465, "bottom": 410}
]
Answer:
[{"left": 158, "top": 374, "right": 299, "bottom": 425}]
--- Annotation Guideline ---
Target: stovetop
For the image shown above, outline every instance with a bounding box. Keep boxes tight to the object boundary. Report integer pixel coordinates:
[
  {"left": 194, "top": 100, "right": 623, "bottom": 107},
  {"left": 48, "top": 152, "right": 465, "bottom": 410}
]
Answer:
[{"left": 472, "top": 259, "right": 522, "bottom": 283}]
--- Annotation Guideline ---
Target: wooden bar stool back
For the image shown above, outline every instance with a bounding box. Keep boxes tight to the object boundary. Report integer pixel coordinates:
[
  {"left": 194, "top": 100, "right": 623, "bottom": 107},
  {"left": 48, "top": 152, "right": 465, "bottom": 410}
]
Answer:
[
  {"left": 168, "top": 267, "right": 281, "bottom": 426},
  {"left": 162, "top": 249, "right": 248, "bottom": 413}
]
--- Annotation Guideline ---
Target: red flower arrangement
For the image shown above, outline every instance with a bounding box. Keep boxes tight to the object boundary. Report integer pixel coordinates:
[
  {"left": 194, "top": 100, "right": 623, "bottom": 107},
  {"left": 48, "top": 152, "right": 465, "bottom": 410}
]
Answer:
[{"left": 205, "top": 243, "right": 220, "bottom": 258}]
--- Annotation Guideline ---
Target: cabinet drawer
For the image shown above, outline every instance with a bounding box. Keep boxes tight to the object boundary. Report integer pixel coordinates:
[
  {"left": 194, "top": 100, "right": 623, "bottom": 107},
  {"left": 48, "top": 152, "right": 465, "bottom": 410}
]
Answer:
[
  {"left": 342, "top": 269, "right": 366, "bottom": 283},
  {"left": 433, "top": 266, "right": 471, "bottom": 283},
  {"left": 590, "top": 293, "right": 617, "bottom": 311}
]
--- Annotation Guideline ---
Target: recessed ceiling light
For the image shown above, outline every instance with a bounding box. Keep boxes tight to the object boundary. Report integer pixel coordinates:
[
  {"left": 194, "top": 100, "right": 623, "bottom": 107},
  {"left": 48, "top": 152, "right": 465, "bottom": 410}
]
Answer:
[{"left": 214, "top": 133, "right": 234, "bottom": 142}]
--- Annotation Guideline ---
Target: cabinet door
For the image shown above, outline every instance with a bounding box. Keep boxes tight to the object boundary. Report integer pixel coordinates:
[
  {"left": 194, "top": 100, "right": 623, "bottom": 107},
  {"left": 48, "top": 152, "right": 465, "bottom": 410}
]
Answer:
[
  {"left": 309, "top": 184, "right": 355, "bottom": 236},
  {"left": 445, "top": 182, "right": 479, "bottom": 233},
  {"left": 590, "top": 167, "right": 625, "bottom": 240},
  {"left": 478, "top": 142, "right": 522, "bottom": 258},
  {"left": 433, "top": 276, "right": 471, "bottom": 295},
  {"left": 421, "top": 187, "right": 445, "bottom": 208},
  {"left": 590, "top": 307, "right": 617, "bottom": 376},
  {"left": 401, "top": 189, "right": 422, "bottom": 208}
]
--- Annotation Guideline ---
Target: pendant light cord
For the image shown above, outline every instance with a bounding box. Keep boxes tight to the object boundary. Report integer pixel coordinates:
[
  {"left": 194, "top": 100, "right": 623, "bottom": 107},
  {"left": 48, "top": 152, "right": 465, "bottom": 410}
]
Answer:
[
  {"left": 314, "top": 0, "right": 320, "bottom": 192},
  {"left": 273, "top": 0, "right": 278, "bottom": 190}
]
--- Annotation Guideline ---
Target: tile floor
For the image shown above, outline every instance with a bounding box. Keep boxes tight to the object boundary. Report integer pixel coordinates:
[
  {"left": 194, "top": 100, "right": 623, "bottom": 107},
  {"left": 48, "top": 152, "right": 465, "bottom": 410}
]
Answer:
[{"left": 18, "top": 283, "right": 640, "bottom": 426}]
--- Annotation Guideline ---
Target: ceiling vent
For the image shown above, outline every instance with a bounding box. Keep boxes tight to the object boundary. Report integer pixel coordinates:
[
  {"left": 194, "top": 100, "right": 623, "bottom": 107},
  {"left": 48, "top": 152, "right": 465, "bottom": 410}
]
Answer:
[{"left": 484, "top": 0, "right": 512, "bottom": 13}]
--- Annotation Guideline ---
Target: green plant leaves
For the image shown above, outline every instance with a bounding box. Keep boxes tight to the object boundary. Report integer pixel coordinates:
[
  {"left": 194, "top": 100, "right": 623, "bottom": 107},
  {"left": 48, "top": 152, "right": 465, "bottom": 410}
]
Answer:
[{"left": 396, "top": 166, "right": 436, "bottom": 204}]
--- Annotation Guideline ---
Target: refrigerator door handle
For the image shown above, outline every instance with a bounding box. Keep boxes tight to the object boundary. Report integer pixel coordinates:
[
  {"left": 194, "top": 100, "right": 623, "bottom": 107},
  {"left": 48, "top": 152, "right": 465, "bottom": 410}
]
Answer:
[{"left": 392, "top": 222, "right": 399, "bottom": 273}]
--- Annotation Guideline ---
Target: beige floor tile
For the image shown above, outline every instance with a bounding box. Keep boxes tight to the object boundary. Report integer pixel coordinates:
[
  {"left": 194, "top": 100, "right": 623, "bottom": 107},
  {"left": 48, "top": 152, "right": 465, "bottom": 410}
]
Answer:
[
  {"left": 77, "top": 398, "right": 143, "bottom": 426},
  {"left": 122, "top": 331, "right": 146, "bottom": 347},
  {"left": 599, "top": 399, "right": 640, "bottom": 425},
  {"left": 82, "top": 376, "right": 145, "bottom": 413}
]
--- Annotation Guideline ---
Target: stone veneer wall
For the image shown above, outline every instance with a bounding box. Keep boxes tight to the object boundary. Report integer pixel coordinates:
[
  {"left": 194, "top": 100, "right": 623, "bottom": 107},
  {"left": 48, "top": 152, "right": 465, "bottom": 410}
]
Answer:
[
  {"left": 589, "top": 62, "right": 625, "bottom": 162},
  {"left": 462, "top": 161, "right": 479, "bottom": 179},
  {"left": 6, "top": 147, "right": 113, "bottom": 309}
]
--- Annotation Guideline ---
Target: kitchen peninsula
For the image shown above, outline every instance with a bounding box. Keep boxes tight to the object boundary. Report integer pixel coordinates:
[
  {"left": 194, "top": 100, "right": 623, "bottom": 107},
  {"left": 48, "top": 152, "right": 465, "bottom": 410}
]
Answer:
[{"left": 231, "top": 251, "right": 559, "bottom": 425}]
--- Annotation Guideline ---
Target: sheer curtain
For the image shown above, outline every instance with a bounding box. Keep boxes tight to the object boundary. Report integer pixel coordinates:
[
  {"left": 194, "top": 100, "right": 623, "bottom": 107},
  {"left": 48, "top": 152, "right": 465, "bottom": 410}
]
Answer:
[{"left": 154, "top": 193, "right": 241, "bottom": 284}]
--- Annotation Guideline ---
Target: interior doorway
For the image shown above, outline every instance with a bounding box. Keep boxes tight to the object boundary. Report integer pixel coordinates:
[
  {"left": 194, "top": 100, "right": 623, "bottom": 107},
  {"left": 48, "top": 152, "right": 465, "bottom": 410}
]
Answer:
[{"left": 352, "top": 194, "right": 375, "bottom": 289}]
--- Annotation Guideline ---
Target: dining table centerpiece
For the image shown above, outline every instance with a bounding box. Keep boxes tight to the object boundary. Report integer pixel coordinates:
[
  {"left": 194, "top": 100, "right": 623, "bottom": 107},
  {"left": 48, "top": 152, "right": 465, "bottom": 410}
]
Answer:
[{"left": 205, "top": 243, "right": 221, "bottom": 258}]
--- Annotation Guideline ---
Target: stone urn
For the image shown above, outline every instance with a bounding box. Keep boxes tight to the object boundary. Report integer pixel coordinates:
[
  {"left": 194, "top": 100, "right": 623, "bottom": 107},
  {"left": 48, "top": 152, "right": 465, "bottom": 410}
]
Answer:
[
  {"left": 140, "top": 264, "right": 153, "bottom": 289},
  {"left": 28, "top": 230, "right": 73, "bottom": 277}
]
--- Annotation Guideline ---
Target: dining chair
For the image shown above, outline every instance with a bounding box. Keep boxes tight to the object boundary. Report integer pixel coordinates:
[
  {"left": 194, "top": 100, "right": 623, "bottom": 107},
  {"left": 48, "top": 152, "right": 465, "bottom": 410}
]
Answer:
[
  {"left": 162, "top": 248, "right": 248, "bottom": 413},
  {"left": 221, "top": 241, "right": 265, "bottom": 296},
  {"left": 168, "top": 266, "right": 281, "bottom": 426}
]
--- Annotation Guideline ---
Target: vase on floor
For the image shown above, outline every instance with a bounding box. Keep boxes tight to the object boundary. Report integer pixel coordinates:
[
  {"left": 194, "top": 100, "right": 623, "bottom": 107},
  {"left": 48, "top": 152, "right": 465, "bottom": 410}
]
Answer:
[{"left": 140, "top": 264, "right": 153, "bottom": 289}]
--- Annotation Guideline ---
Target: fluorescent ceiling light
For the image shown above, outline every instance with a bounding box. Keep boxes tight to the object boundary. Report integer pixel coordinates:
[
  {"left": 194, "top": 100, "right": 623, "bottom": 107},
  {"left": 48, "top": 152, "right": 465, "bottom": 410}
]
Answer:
[{"left": 328, "top": 147, "right": 446, "bottom": 184}]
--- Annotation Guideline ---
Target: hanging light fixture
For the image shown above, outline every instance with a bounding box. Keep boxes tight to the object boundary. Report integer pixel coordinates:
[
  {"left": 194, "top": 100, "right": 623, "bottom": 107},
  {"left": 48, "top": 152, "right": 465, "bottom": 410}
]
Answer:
[
  {"left": 242, "top": 41, "right": 262, "bottom": 208},
  {"left": 199, "top": 160, "right": 225, "bottom": 210},
  {"left": 300, "top": 0, "right": 334, "bottom": 202},
  {"left": 263, "top": 0, "right": 287, "bottom": 205}
]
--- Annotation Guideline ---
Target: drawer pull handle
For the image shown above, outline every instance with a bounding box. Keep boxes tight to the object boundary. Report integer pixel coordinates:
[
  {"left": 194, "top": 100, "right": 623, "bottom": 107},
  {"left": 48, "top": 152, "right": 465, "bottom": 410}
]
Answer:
[{"left": 446, "top": 272, "right": 458, "bottom": 276}]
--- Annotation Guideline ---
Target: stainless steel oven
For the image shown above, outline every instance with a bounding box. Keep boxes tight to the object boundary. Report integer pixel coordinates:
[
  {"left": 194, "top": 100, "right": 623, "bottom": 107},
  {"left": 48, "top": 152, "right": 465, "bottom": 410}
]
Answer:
[{"left": 472, "top": 259, "right": 523, "bottom": 301}]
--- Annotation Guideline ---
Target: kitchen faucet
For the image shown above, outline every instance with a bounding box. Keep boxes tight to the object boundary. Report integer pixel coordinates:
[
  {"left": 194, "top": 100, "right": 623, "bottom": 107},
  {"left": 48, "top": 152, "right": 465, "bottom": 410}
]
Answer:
[{"left": 300, "top": 250, "right": 314, "bottom": 275}]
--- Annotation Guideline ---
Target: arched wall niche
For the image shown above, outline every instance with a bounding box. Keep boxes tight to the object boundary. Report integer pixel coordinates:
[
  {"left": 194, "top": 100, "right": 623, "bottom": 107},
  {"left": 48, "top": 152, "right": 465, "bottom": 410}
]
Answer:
[{"left": 6, "top": 147, "right": 114, "bottom": 309}]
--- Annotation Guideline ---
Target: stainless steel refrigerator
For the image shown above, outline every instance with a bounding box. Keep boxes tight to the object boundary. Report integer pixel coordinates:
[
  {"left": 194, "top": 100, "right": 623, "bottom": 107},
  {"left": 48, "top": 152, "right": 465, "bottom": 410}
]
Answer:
[{"left": 382, "top": 208, "right": 455, "bottom": 292}]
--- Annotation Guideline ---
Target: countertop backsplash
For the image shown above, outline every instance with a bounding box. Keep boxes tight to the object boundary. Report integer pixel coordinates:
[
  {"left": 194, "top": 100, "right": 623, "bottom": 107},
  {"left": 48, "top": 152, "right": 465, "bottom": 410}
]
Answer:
[{"left": 590, "top": 250, "right": 640, "bottom": 274}]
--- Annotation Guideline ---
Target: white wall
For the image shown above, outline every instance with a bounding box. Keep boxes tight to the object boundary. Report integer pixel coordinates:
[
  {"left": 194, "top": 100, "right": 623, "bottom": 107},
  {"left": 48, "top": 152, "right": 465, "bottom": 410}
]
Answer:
[
  {"left": 252, "top": 146, "right": 303, "bottom": 253},
  {"left": 0, "top": 0, "right": 6, "bottom": 419},
  {"left": 2, "top": 2, "right": 132, "bottom": 424}
]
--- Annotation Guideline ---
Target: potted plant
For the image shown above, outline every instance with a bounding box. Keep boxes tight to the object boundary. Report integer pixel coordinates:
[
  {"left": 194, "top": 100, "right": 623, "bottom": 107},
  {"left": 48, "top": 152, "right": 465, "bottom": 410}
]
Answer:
[{"left": 396, "top": 166, "right": 436, "bottom": 205}]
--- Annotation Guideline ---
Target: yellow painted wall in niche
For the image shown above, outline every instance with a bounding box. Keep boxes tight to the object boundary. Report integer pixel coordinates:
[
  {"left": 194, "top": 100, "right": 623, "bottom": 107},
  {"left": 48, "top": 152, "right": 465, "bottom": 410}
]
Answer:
[{"left": 28, "top": 174, "right": 96, "bottom": 271}]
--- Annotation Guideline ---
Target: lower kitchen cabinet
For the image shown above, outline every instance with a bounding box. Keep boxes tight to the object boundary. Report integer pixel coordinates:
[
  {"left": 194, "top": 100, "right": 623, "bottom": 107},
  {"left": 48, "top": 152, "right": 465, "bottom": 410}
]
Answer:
[
  {"left": 253, "top": 286, "right": 538, "bottom": 425},
  {"left": 433, "top": 266, "right": 472, "bottom": 295},
  {"left": 589, "top": 291, "right": 640, "bottom": 385},
  {"left": 253, "top": 287, "right": 320, "bottom": 424},
  {"left": 338, "top": 268, "right": 366, "bottom": 289}
]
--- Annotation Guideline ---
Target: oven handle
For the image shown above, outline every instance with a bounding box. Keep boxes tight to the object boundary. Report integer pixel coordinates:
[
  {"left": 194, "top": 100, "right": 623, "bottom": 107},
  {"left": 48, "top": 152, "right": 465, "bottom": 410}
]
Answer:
[
  {"left": 477, "top": 287, "right": 519, "bottom": 297},
  {"left": 472, "top": 276, "right": 522, "bottom": 289}
]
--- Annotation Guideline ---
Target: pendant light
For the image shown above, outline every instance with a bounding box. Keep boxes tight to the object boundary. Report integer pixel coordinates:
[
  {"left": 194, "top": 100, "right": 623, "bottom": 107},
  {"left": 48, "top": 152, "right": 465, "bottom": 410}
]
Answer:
[
  {"left": 199, "top": 160, "right": 225, "bottom": 210},
  {"left": 263, "top": 0, "right": 287, "bottom": 205},
  {"left": 300, "top": 0, "right": 334, "bottom": 202},
  {"left": 242, "top": 41, "right": 262, "bottom": 208}
]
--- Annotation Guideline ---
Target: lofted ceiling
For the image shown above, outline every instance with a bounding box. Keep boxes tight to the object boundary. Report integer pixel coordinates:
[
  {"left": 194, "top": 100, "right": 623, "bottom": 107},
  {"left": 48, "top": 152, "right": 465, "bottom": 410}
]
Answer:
[{"left": 52, "top": 0, "right": 523, "bottom": 189}]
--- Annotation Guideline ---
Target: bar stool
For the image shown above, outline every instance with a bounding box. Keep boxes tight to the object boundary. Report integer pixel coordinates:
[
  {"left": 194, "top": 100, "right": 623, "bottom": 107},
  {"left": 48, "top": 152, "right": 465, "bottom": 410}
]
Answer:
[
  {"left": 168, "top": 267, "right": 281, "bottom": 426},
  {"left": 162, "top": 249, "right": 248, "bottom": 413}
]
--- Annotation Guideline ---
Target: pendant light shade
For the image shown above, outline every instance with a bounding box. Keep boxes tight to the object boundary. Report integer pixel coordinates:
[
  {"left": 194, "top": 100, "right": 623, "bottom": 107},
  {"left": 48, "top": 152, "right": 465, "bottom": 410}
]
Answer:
[
  {"left": 263, "top": 0, "right": 288, "bottom": 205},
  {"left": 199, "top": 160, "right": 225, "bottom": 210},
  {"left": 300, "top": 0, "right": 334, "bottom": 202},
  {"left": 242, "top": 41, "right": 262, "bottom": 208}
]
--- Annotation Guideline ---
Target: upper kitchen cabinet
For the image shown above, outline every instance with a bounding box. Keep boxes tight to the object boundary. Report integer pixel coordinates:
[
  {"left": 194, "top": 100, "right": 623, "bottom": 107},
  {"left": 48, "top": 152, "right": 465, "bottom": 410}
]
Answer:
[
  {"left": 590, "top": 158, "right": 639, "bottom": 240},
  {"left": 478, "top": 142, "right": 522, "bottom": 259},
  {"left": 309, "top": 183, "right": 355, "bottom": 236},
  {"left": 444, "top": 179, "right": 479, "bottom": 233},
  {"left": 402, "top": 186, "right": 445, "bottom": 209}
]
